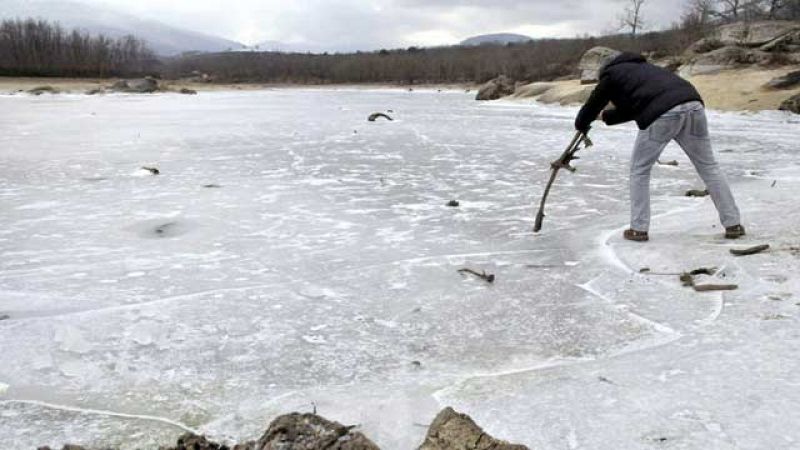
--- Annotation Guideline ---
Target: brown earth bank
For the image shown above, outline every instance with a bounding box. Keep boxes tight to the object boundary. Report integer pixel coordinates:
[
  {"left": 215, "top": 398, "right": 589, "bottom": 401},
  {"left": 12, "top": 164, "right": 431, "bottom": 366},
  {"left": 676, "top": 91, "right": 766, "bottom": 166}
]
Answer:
[
  {"left": 4, "top": 21, "right": 800, "bottom": 112},
  {"left": 3, "top": 67, "right": 799, "bottom": 113},
  {"left": 36, "top": 407, "right": 528, "bottom": 450},
  {"left": 481, "top": 21, "right": 800, "bottom": 112},
  {"left": 508, "top": 65, "right": 800, "bottom": 112}
]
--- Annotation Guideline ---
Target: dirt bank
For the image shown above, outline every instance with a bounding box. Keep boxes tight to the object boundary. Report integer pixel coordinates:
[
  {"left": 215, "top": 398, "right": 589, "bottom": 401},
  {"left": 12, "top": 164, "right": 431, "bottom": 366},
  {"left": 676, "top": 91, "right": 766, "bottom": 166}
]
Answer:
[
  {"left": 4, "top": 68, "right": 799, "bottom": 113},
  {"left": 0, "top": 77, "right": 472, "bottom": 95},
  {"left": 511, "top": 65, "right": 800, "bottom": 112}
]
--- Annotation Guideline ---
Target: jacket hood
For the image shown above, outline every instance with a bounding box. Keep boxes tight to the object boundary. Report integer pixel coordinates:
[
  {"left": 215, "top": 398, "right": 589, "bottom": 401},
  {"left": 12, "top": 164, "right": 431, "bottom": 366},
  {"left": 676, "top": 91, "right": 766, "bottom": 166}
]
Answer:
[{"left": 606, "top": 52, "right": 647, "bottom": 68}]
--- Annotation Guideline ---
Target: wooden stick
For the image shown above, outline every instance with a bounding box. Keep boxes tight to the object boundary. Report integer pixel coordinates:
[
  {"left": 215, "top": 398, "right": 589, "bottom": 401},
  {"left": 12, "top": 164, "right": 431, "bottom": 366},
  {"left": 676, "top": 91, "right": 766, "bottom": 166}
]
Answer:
[
  {"left": 689, "top": 267, "right": 718, "bottom": 276},
  {"left": 679, "top": 269, "right": 738, "bottom": 292},
  {"left": 533, "top": 131, "right": 588, "bottom": 232},
  {"left": 693, "top": 284, "right": 739, "bottom": 292},
  {"left": 685, "top": 189, "right": 709, "bottom": 197},
  {"left": 368, "top": 112, "right": 393, "bottom": 122},
  {"left": 730, "top": 244, "right": 770, "bottom": 256},
  {"left": 458, "top": 268, "right": 495, "bottom": 283}
]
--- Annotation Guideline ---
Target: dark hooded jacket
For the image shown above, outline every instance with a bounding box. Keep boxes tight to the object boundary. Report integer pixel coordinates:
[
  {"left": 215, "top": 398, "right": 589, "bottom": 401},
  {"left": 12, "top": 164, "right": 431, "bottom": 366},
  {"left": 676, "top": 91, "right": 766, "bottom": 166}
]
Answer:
[{"left": 574, "top": 52, "right": 703, "bottom": 132}]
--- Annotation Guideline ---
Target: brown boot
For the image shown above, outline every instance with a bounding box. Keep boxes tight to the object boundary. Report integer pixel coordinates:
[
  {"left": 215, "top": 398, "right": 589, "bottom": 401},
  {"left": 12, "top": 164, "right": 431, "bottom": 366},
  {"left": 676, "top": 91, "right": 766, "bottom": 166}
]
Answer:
[
  {"left": 623, "top": 229, "right": 649, "bottom": 242},
  {"left": 725, "top": 225, "right": 746, "bottom": 239}
]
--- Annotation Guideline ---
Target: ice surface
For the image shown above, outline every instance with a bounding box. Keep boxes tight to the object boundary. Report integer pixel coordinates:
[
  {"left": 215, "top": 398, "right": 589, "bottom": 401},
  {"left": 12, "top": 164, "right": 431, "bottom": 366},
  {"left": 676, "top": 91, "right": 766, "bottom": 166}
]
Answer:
[{"left": 1, "top": 89, "right": 799, "bottom": 449}]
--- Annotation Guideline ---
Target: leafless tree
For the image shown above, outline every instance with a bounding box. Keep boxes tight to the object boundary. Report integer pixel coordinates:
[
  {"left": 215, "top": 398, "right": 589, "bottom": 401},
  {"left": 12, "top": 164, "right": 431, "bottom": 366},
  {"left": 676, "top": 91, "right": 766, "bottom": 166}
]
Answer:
[
  {"left": 620, "top": 0, "right": 648, "bottom": 38},
  {"left": 683, "top": 0, "right": 717, "bottom": 24},
  {"left": 162, "top": 29, "right": 697, "bottom": 85},
  {"left": 0, "top": 19, "right": 156, "bottom": 78},
  {"left": 754, "top": 0, "right": 800, "bottom": 18},
  {"left": 708, "top": 0, "right": 763, "bottom": 21},
  {"left": 716, "top": 0, "right": 743, "bottom": 20},
  {"left": 762, "top": 0, "right": 786, "bottom": 17}
]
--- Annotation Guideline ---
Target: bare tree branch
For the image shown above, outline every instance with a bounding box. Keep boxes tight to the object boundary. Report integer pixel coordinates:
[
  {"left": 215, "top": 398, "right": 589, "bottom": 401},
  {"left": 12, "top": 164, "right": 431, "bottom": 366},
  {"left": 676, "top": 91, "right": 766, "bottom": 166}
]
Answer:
[{"left": 620, "top": 0, "right": 648, "bottom": 38}]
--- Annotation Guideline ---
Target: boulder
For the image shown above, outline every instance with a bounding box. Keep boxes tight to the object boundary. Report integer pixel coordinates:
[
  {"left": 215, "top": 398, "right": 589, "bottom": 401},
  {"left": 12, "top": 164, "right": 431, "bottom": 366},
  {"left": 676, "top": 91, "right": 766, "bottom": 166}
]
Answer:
[
  {"left": 679, "top": 46, "right": 772, "bottom": 77},
  {"left": 764, "top": 70, "right": 800, "bottom": 89},
  {"left": 256, "top": 413, "right": 380, "bottom": 450},
  {"left": 27, "top": 85, "right": 59, "bottom": 95},
  {"left": 760, "top": 29, "right": 800, "bottom": 53},
  {"left": 556, "top": 85, "right": 595, "bottom": 105},
  {"left": 578, "top": 46, "right": 619, "bottom": 84},
  {"left": 161, "top": 433, "right": 230, "bottom": 450},
  {"left": 110, "top": 80, "right": 129, "bottom": 90},
  {"left": 475, "top": 75, "right": 515, "bottom": 100},
  {"left": 779, "top": 93, "right": 800, "bottom": 114},
  {"left": 187, "top": 71, "right": 214, "bottom": 83},
  {"left": 159, "top": 433, "right": 255, "bottom": 450},
  {"left": 509, "top": 82, "right": 555, "bottom": 99},
  {"left": 653, "top": 56, "right": 686, "bottom": 73},
  {"left": 111, "top": 77, "right": 160, "bottom": 93},
  {"left": 37, "top": 446, "right": 86, "bottom": 450},
  {"left": 127, "top": 78, "right": 159, "bottom": 93},
  {"left": 715, "top": 21, "right": 800, "bottom": 47},
  {"left": 685, "top": 37, "right": 725, "bottom": 55},
  {"left": 418, "top": 407, "right": 529, "bottom": 450}
]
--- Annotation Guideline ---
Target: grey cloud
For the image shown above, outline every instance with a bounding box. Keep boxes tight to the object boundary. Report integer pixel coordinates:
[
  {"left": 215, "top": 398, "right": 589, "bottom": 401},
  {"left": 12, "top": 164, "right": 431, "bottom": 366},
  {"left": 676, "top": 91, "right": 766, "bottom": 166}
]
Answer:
[{"left": 75, "top": 0, "right": 686, "bottom": 51}]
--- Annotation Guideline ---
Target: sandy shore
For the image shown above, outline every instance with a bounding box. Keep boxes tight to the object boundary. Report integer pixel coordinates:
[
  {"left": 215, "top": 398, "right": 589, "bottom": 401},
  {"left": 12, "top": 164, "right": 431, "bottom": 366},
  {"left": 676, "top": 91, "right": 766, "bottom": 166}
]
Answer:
[
  {"left": 0, "top": 77, "right": 300, "bottom": 93},
  {"left": 3, "top": 67, "right": 799, "bottom": 112},
  {"left": 0, "top": 77, "right": 472, "bottom": 95},
  {"left": 511, "top": 65, "right": 800, "bottom": 112},
  {"left": 686, "top": 66, "right": 800, "bottom": 111}
]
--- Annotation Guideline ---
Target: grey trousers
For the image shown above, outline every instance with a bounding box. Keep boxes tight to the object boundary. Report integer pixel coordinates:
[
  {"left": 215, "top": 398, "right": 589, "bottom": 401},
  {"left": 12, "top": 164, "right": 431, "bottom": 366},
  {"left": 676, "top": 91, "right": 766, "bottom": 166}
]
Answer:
[{"left": 630, "top": 101, "right": 741, "bottom": 231}]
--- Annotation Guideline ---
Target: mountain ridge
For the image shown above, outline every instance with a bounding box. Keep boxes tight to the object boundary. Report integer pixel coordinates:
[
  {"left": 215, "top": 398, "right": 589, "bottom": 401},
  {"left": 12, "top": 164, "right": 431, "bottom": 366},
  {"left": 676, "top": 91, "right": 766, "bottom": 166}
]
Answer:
[
  {"left": 460, "top": 33, "right": 533, "bottom": 46},
  {"left": 0, "top": 0, "right": 245, "bottom": 56}
]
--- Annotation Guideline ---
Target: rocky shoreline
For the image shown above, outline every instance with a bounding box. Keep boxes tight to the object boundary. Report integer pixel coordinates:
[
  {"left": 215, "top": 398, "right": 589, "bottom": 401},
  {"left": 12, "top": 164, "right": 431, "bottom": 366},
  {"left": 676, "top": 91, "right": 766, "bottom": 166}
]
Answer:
[
  {"left": 37, "top": 408, "right": 528, "bottom": 450},
  {"left": 476, "top": 20, "right": 800, "bottom": 114}
]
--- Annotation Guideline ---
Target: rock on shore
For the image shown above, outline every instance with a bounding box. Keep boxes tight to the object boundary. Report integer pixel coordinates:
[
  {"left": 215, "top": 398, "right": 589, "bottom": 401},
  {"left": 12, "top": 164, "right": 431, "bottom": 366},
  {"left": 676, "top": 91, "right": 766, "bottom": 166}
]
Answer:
[
  {"left": 475, "top": 75, "right": 515, "bottom": 100},
  {"left": 715, "top": 20, "right": 800, "bottom": 48},
  {"left": 497, "top": 21, "right": 800, "bottom": 110},
  {"left": 418, "top": 408, "right": 529, "bottom": 450},
  {"left": 764, "top": 69, "right": 800, "bottom": 89},
  {"left": 256, "top": 413, "right": 379, "bottom": 450},
  {"left": 578, "top": 46, "right": 618, "bottom": 84},
  {"left": 779, "top": 93, "right": 800, "bottom": 113},
  {"left": 679, "top": 21, "right": 800, "bottom": 77},
  {"left": 110, "top": 77, "right": 160, "bottom": 93},
  {"left": 43, "top": 408, "right": 526, "bottom": 450}
]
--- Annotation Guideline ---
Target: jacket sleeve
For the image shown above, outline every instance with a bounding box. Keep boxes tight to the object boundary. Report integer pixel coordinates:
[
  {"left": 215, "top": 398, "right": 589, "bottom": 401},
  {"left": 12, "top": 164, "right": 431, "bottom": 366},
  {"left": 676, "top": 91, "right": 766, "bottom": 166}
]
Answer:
[
  {"left": 574, "top": 78, "right": 611, "bottom": 133},
  {"left": 601, "top": 107, "right": 635, "bottom": 126}
]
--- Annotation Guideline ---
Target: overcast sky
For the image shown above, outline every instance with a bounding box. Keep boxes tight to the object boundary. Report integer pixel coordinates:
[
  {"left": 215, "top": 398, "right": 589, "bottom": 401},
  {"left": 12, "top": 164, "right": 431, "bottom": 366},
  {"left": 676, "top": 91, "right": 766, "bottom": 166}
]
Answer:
[{"left": 91, "top": 0, "right": 685, "bottom": 49}]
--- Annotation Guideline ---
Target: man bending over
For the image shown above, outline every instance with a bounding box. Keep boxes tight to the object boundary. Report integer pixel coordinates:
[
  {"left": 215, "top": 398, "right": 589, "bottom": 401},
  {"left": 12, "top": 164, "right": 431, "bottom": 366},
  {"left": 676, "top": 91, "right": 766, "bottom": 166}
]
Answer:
[{"left": 575, "top": 51, "right": 745, "bottom": 242}]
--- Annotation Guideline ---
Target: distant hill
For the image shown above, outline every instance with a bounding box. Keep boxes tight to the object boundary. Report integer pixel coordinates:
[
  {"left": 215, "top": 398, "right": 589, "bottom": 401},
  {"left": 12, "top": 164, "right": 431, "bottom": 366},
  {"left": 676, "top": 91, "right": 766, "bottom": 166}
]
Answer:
[
  {"left": 460, "top": 33, "right": 533, "bottom": 46},
  {"left": 0, "top": 0, "right": 245, "bottom": 56}
]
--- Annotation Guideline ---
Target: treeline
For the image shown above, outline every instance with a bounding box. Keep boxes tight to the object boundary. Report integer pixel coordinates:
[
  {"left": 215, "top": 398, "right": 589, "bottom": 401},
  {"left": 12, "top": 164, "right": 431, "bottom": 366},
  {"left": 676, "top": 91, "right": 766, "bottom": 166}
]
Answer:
[
  {"left": 3, "top": 0, "right": 800, "bottom": 83},
  {"left": 163, "top": 30, "right": 700, "bottom": 85},
  {"left": 0, "top": 19, "right": 157, "bottom": 77},
  {"left": 163, "top": 0, "right": 800, "bottom": 85},
  {"left": 682, "top": 0, "right": 800, "bottom": 24}
]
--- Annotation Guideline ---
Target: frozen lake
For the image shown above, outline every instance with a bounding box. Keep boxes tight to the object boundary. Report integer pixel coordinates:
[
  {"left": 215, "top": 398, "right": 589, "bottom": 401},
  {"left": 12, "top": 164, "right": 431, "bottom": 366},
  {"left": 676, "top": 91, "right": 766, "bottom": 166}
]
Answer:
[{"left": 1, "top": 89, "right": 800, "bottom": 449}]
